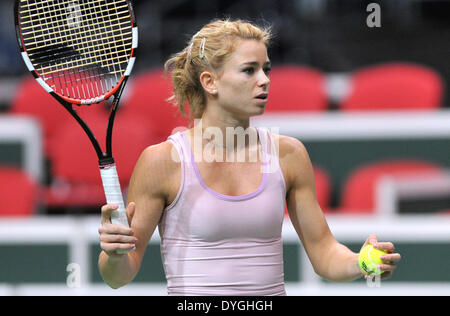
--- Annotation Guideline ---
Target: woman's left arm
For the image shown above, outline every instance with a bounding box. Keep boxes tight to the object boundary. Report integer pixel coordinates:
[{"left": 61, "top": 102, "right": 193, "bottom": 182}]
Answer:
[{"left": 280, "top": 136, "right": 401, "bottom": 282}]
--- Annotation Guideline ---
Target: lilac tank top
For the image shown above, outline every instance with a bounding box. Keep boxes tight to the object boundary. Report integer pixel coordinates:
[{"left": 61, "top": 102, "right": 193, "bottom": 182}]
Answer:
[{"left": 158, "top": 127, "right": 287, "bottom": 296}]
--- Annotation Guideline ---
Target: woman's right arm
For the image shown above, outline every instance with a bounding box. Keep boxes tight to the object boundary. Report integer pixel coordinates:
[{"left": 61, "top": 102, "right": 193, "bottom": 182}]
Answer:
[{"left": 98, "top": 141, "right": 176, "bottom": 289}]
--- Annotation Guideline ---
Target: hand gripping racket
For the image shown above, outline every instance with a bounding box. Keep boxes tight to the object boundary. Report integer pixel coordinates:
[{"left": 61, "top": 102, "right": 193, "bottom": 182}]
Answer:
[{"left": 15, "top": 0, "right": 138, "bottom": 253}]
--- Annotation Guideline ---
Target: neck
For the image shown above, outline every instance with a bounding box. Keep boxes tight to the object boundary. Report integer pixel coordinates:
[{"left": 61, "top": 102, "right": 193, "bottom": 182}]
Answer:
[{"left": 193, "top": 107, "right": 254, "bottom": 150}]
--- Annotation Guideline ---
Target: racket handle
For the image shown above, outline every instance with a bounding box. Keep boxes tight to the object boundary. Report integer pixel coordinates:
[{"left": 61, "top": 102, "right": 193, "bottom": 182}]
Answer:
[{"left": 100, "top": 164, "right": 135, "bottom": 254}]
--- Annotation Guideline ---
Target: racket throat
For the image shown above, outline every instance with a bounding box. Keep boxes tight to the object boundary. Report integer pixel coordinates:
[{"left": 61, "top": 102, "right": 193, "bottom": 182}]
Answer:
[{"left": 99, "top": 156, "right": 115, "bottom": 167}]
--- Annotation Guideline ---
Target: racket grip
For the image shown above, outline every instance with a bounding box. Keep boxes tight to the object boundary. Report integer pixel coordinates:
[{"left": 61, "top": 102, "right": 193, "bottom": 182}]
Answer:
[{"left": 100, "top": 164, "right": 135, "bottom": 254}]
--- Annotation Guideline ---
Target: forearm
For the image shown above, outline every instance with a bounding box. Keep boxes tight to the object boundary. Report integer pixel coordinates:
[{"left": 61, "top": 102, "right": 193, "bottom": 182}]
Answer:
[
  {"left": 315, "top": 241, "right": 363, "bottom": 282},
  {"left": 98, "top": 251, "right": 139, "bottom": 289}
]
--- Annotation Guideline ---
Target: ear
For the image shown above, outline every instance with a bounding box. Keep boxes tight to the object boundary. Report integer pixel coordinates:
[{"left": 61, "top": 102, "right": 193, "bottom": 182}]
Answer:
[{"left": 199, "top": 71, "right": 218, "bottom": 96}]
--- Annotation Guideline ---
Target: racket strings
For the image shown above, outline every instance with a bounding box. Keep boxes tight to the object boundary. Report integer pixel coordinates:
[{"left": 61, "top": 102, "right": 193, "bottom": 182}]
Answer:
[{"left": 19, "top": 0, "right": 133, "bottom": 101}]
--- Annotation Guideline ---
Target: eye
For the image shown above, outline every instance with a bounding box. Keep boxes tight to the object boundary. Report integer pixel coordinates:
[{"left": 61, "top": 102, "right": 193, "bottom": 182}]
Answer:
[
  {"left": 263, "top": 67, "right": 272, "bottom": 75},
  {"left": 243, "top": 67, "right": 255, "bottom": 75}
]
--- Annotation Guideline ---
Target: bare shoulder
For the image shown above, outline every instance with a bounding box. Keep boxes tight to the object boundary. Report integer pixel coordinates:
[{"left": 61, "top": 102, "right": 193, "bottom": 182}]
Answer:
[
  {"left": 138, "top": 140, "right": 179, "bottom": 168},
  {"left": 130, "top": 140, "right": 180, "bottom": 197},
  {"left": 273, "top": 134, "right": 309, "bottom": 162},
  {"left": 271, "top": 133, "right": 313, "bottom": 191}
]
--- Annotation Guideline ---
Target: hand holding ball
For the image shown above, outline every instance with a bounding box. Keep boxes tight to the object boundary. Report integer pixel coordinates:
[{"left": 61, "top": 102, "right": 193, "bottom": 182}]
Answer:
[{"left": 358, "top": 244, "right": 387, "bottom": 275}]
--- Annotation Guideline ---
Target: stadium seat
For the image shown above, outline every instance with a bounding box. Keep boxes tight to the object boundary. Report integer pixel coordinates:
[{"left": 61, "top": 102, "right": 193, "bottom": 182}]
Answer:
[
  {"left": 121, "top": 69, "right": 190, "bottom": 143},
  {"left": 11, "top": 77, "right": 68, "bottom": 153},
  {"left": 46, "top": 110, "right": 159, "bottom": 207},
  {"left": 266, "top": 66, "right": 328, "bottom": 112},
  {"left": 340, "top": 63, "right": 443, "bottom": 111},
  {"left": 0, "top": 167, "right": 38, "bottom": 216},
  {"left": 338, "top": 160, "right": 442, "bottom": 214},
  {"left": 10, "top": 76, "right": 108, "bottom": 158},
  {"left": 285, "top": 165, "right": 332, "bottom": 216}
]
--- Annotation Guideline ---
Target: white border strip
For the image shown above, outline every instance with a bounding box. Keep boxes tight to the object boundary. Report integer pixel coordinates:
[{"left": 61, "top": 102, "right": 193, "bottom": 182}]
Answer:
[
  {"left": 1, "top": 215, "right": 449, "bottom": 244},
  {"left": 21, "top": 52, "right": 35, "bottom": 72},
  {"left": 252, "top": 110, "right": 450, "bottom": 140},
  {"left": 132, "top": 27, "right": 138, "bottom": 49},
  {"left": 36, "top": 78, "right": 53, "bottom": 93},
  {"left": 125, "top": 57, "right": 136, "bottom": 76}
]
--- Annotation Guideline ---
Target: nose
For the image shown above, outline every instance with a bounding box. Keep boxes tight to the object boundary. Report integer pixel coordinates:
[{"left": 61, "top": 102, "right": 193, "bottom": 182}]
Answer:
[{"left": 258, "top": 69, "right": 270, "bottom": 89}]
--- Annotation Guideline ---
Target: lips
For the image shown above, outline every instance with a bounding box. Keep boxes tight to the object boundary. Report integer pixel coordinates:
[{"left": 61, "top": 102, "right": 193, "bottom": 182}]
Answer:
[{"left": 255, "top": 93, "right": 268, "bottom": 100}]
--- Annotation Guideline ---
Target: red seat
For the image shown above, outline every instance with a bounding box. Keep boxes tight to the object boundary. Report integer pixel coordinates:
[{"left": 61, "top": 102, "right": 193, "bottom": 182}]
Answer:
[
  {"left": 338, "top": 160, "right": 442, "bottom": 214},
  {"left": 11, "top": 77, "right": 69, "bottom": 154},
  {"left": 121, "top": 69, "right": 190, "bottom": 143},
  {"left": 11, "top": 76, "right": 108, "bottom": 157},
  {"left": 0, "top": 167, "right": 38, "bottom": 217},
  {"left": 285, "top": 165, "right": 332, "bottom": 216},
  {"left": 340, "top": 63, "right": 443, "bottom": 111},
  {"left": 267, "top": 66, "right": 328, "bottom": 112},
  {"left": 46, "top": 110, "right": 159, "bottom": 207}
]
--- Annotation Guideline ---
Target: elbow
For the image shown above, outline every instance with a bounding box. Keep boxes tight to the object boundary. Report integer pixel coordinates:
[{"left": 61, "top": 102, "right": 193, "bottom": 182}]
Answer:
[
  {"left": 107, "top": 282, "right": 126, "bottom": 290},
  {"left": 103, "top": 277, "right": 132, "bottom": 290},
  {"left": 312, "top": 265, "right": 329, "bottom": 281},
  {"left": 99, "top": 271, "right": 133, "bottom": 290}
]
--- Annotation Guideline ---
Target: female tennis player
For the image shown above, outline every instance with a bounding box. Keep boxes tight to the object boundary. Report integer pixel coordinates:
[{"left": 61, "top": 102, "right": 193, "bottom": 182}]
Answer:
[{"left": 98, "top": 19, "right": 401, "bottom": 295}]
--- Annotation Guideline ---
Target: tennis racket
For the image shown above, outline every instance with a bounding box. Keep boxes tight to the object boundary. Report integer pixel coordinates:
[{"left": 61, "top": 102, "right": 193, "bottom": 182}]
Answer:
[{"left": 15, "top": 0, "right": 138, "bottom": 252}]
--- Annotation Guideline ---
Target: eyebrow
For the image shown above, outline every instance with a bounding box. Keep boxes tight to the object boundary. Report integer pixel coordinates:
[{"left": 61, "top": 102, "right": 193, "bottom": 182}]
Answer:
[{"left": 241, "top": 61, "right": 272, "bottom": 67}]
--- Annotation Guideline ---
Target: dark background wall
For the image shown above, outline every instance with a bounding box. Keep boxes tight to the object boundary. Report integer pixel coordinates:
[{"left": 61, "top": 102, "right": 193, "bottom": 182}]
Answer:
[{"left": 1, "top": 0, "right": 449, "bottom": 108}]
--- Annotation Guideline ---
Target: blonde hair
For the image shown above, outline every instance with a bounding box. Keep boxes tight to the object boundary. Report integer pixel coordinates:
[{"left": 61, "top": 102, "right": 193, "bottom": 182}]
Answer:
[{"left": 164, "top": 19, "right": 272, "bottom": 121}]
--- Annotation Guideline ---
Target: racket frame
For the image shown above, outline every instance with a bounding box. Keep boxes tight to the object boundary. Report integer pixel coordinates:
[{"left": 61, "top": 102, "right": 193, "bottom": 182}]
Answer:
[{"left": 15, "top": 0, "right": 139, "bottom": 253}]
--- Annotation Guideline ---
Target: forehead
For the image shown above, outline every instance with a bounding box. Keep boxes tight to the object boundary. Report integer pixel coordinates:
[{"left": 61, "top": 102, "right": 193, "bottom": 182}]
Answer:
[{"left": 228, "top": 39, "right": 269, "bottom": 64}]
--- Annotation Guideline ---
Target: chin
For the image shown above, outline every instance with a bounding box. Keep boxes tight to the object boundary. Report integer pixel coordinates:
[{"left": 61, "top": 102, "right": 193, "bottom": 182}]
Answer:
[{"left": 252, "top": 107, "right": 266, "bottom": 117}]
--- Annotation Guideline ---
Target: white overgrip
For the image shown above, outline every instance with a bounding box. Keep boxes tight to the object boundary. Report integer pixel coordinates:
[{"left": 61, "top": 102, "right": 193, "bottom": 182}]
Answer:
[
  {"left": 100, "top": 164, "right": 134, "bottom": 254},
  {"left": 100, "top": 164, "right": 128, "bottom": 226}
]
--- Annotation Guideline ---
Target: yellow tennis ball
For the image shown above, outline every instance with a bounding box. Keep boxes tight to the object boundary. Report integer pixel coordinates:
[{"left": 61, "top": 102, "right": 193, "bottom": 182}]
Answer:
[{"left": 358, "top": 245, "right": 387, "bottom": 275}]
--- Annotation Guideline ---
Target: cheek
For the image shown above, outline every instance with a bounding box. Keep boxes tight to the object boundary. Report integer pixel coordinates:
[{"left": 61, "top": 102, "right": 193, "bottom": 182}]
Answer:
[{"left": 221, "top": 76, "right": 251, "bottom": 99}]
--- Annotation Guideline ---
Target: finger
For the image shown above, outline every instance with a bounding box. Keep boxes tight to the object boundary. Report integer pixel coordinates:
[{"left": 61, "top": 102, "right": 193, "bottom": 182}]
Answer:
[
  {"left": 99, "top": 223, "right": 134, "bottom": 236},
  {"left": 375, "top": 242, "right": 395, "bottom": 253},
  {"left": 100, "top": 234, "right": 138, "bottom": 244},
  {"left": 378, "top": 263, "right": 397, "bottom": 272},
  {"left": 381, "top": 253, "right": 401, "bottom": 264},
  {"left": 101, "top": 204, "right": 119, "bottom": 225},
  {"left": 380, "top": 271, "right": 393, "bottom": 280},
  {"left": 101, "top": 242, "right": 136, "bottom": 253},
  {"left": 367, "top": 234, "right": 378, "bottom": 247}
]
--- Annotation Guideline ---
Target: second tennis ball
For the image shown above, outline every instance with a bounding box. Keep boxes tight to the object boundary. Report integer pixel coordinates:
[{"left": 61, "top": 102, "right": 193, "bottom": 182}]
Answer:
[{"left": 358, "top": 244, "right": 387, "bottom": 275}]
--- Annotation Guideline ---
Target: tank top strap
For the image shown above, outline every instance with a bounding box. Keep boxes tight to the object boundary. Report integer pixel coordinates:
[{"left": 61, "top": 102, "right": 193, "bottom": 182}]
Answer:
[
  {"left": 257, "top": 127, "right": 278, "bottom": 175},
  {"left": 164, "top": 131, "right": 192, "bottom": 211},
  {"left": 167, "top": 131, "right": 187, "bottom": 164}
]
